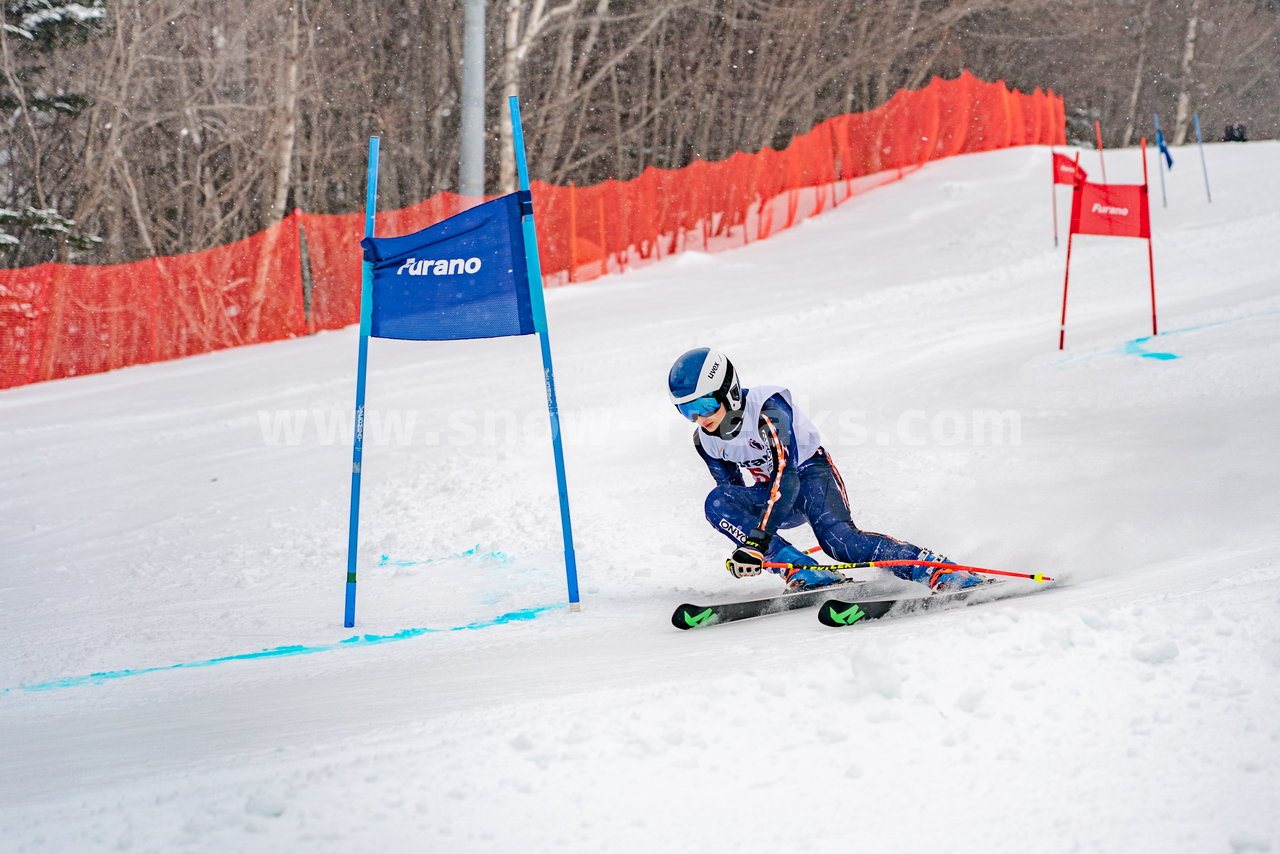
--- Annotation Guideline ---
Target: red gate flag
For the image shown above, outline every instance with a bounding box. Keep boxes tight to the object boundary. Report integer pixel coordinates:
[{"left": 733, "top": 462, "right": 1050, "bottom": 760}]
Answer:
[
  {"left": 1070, "top": 181, "right": 1150, "bottom": 239},
  {"left": 1050, "top": 148, "right": 1086, "bottom": 247},
  {"left": 1058, "top": 139, "right": 1158, "bottom": 350},
  {"left": 1053, "top": 152, "right": 1087, "bottom": 185}
]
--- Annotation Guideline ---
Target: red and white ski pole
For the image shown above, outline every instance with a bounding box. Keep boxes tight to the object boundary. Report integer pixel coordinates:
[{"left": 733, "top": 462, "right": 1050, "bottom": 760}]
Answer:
[{"left": 762, "top": 558, "right": 1054, "bottom": 584}]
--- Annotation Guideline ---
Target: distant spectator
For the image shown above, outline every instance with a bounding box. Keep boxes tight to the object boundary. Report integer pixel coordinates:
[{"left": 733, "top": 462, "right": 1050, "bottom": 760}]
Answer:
[{"left": 1223, "top": 124, "right": 1248, "bottom": 142}]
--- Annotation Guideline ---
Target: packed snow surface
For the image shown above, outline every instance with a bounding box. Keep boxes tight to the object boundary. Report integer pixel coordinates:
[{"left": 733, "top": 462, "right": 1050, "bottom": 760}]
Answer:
[{"left": 3, "top": 143, "right": 1278, "bottom": 853}]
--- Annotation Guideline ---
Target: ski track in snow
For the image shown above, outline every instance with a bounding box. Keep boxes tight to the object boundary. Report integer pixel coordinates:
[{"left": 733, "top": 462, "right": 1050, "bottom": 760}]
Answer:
[{"left": 2, "top": 143, "right": 1279, "bottom": 853}]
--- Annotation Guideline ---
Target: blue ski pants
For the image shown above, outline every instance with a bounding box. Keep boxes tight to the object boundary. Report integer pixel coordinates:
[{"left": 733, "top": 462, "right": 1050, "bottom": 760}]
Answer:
[{"left": 704, "top": 448, "right": 939, "bottom": 582}]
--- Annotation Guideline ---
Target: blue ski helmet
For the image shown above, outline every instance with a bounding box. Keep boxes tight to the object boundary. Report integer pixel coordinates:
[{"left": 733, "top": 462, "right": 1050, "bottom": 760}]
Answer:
[{"left": 667, "top": 348, "right": 742, "bottom": 420}]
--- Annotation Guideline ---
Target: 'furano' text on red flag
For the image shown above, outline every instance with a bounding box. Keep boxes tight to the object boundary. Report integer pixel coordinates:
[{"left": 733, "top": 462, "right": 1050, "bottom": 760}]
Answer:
[
  {"left": 1053, "top": 152, "right": 1087, "bottom": 186},
  {"left": 1070, "top": 181, "right": 1150, "bottom": 239}
]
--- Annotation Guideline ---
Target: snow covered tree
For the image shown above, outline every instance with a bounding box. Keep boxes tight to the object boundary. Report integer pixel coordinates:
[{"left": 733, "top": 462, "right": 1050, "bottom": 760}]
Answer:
[{"left": 0, "top": 0, "right": 107, "bottom": 261}]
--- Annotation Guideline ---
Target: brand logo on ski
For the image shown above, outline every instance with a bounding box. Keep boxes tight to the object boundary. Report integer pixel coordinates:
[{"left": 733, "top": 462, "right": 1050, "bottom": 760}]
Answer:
[
  {"left": 826, "top": 604, "right": 867, "bottom": 625},
  {"left": 682, "top": 607, "right": 716, "bottom": 628}
]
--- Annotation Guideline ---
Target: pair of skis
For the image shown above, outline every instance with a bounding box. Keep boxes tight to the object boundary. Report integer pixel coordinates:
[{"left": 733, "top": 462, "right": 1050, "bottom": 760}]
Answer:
[
  {"left": 672, "top": 581, "right": 978, "bottom": 630},
  {"left": 671, "top": 558, "right": 1053, "bottom": 630}
]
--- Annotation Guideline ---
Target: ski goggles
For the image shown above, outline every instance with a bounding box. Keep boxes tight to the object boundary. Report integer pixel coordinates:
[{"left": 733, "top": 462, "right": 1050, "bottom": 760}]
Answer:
[{"left": 675, "top": 394, "right": 720, "bottom": 421}]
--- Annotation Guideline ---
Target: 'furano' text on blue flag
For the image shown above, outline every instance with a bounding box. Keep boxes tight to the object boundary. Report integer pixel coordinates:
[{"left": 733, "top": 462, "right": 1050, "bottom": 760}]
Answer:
[{"left": 359, "top": 192, "right": 535, "bottom": 341}]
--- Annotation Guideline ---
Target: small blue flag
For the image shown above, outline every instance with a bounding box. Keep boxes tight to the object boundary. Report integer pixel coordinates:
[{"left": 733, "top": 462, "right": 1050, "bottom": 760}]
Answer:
[
  {"left": 360, "top": 192, "right": 535, "bottom": 341},
  {"left": 1156, "top": 129, "right": 1174, "bottom": 170}
]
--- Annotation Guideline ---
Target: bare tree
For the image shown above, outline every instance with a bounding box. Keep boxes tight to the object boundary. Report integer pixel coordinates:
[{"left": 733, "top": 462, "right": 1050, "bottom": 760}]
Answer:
[
  {"left": 1121, "top": 0, "right": 1157, "bottom": 147},
  {"left": 0, "top": 0, "right": 106, "bottom": 259},
  {"left": 4, "top": 0, "right": 1279, "bottom": 270},
  {"left": 1171, "top": 0, "right": 1202, "bottom": 144}
]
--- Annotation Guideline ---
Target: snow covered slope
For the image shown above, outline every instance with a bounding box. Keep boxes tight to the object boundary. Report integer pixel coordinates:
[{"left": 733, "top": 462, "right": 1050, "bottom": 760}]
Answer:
[{"left": 2, "top": 142, "right": 1278, "bottom": 853}]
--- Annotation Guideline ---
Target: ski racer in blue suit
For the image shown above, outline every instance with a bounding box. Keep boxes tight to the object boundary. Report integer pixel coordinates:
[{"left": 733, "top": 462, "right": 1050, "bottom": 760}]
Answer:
[{"left": 668, "top": 347, "right": 982, "bottom": 592}]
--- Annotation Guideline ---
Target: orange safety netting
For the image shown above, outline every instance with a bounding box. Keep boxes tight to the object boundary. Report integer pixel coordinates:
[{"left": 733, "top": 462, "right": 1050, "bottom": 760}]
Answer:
[{"left": 1, "top": 72, "right": 1064, "bottom": 390}]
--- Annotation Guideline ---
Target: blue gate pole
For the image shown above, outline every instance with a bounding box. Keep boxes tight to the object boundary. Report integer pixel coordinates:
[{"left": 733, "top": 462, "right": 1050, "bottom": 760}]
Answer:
[
  {"left": 1193, "top": 112, "right": 1212, "bottom": 203},
  {"left": 344, "top": 136, "right": 380, "bottom": 627},
  {"left": 1153, "top": 114, "right": 1169, "bottom": 208},
  {"left": 508, "top": 96, "right": 582, "bottom": 611}
]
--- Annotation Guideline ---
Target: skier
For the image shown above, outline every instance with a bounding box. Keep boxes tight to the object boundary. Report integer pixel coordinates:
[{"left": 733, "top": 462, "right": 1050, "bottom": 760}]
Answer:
[{"left": 667, "top": 347, "right": 983, "bottom": 592}]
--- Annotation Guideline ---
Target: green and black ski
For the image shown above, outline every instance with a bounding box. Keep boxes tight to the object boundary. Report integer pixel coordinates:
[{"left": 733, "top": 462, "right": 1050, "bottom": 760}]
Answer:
[
  {"left": 817, "top": 580, "right": 1027, "bottom": 627},
  {"left": 672, "top": 580, "right": 877, "bottom": 630}
]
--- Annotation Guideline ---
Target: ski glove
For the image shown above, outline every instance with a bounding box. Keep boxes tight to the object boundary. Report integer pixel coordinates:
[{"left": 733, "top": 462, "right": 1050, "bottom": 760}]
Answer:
[{"left": 726, "top": 530, "right": 772, "bottom": 578}]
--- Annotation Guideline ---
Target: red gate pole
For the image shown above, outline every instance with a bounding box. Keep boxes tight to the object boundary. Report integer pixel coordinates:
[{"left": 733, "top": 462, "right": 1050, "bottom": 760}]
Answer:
[
  {"left": 1058, "top": 172, "right": 1083, "bottom": 350},
  {"left": 1059, "top": 231, "right": 1075, "bottom": 350},
  {"left": 1050, "top": 147, "right": 1059, "bottom": 247},
  {"left": 1141, "top": 138, "right": 1158, "bottom": 335},
  {"left": 1095, "top": 120, "right": 1108, "bottom": 184},
  {"left": 1147, "top": 237, "right": 1158, "bottom": 336}
]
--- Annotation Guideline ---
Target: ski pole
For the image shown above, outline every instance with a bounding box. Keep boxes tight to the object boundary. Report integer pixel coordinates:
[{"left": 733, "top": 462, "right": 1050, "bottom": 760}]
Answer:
[{"left": 761, "top": 558, "right": 1054, "bottom": 584}]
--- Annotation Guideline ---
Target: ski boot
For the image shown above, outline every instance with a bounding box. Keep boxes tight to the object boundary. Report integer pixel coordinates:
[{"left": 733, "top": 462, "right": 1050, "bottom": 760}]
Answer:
[
  {"left": 901, "top": 548, "right": 984, "bottom": 591},
  {"left": 771, "top": 544, "right": 844, "bottom": 591}
]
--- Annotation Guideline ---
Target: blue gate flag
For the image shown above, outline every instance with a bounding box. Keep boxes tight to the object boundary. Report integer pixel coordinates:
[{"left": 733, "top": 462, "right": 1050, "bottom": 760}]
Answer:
[
  {"left": 359, "top": 192, "right": 536, "bottom": 341},
  {"left": 1153, "top": 114, "right": 1174, "bottom": 170},
  {"left": 1156, "top": 129, "right": 1174, "bottom": 170}
]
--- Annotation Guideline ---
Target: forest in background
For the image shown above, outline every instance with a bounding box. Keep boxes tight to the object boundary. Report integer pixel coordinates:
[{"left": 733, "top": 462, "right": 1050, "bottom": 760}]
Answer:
[{"left": 2, "top": 0, "right": 1277, "bottom": 267}]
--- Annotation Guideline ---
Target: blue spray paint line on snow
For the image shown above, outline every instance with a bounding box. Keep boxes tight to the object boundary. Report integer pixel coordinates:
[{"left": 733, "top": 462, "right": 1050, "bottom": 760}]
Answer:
[
  {"left": 1061, "top": 308, "right": 1280, "bottom": 364},
  {"left": 377, "top": 549, "right": 528, "bottom": 608},
  {"left": 3, "top": 604, "right": 561, "bottom": 695},
  {"left": 377, "top": 546, "right": 512, "bottom": 568},
  {"left": 1122, "top": 309, "right": 1280, "bottom": 359},
  {"left": 1124, "top": 336, "right": 1179, "bottom": 360}
]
